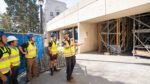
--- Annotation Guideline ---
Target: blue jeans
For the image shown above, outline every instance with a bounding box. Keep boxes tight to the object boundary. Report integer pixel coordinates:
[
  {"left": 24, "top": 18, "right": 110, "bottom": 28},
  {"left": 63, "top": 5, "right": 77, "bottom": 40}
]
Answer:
[{"left": 0, "top": 72, "right": 10, "bottom": 84}]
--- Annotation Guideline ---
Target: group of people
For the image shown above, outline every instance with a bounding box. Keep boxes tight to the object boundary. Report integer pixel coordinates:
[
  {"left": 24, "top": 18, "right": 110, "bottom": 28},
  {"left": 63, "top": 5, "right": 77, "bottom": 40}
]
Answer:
[
  {"left": 0, "top": 31, "right": 38, "bottom": 84},
  {"left": 0, "top": 30, "right": 83, "bottom": 84},
  {"left": 49, "top": 31, "right": 83, "bottom": 83}
]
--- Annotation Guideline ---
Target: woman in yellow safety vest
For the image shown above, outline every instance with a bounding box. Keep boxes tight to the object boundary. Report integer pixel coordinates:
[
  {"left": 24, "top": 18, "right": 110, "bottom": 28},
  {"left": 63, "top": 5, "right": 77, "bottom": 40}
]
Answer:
[
  {"left": 0, "top": 31, "right": 11, "bottom": 84},
  {"left": 48, "top": 32, "right": 61, "bottom": 76},
  {"left": 7, "top": 36, "right": 20, "bottom": 84},
  {"left": 62, "top": 30, "right": 84, "bottom": 83}
]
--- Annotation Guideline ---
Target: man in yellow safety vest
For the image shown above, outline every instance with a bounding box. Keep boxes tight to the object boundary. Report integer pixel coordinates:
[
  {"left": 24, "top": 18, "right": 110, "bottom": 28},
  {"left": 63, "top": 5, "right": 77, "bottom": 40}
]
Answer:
[
  {"left": 7, "top": 36, "right": 20, "bottom": 84},
  {"left": 19, "top": 33, "right": 38, "bottom": 82},
  {"left": 0, "top": 31, "right": 11, "bottom": 84},
  {"left": 62, "top": 30, "right": 84, "bottom": 83}
]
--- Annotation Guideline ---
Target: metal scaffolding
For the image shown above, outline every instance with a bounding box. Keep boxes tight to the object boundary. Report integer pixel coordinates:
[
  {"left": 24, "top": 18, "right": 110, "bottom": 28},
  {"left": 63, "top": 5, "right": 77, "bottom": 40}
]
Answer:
[
  {"left": 98, "top": 17, "right": 133, "bottom": 54},
  {"left": 130, "top": 12, "right": 150, "bottom": 57}
]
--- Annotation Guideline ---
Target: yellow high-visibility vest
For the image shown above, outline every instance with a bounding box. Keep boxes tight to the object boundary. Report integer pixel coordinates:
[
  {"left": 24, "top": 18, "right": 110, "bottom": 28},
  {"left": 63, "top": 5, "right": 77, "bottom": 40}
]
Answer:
[
  {"left": 25, "top": 41, "right": 36, "bottom": 58},
  {"left": 70, "top": 41, "right": 76, "bottom": 56},
  {"left": 9, "top": 46, "right": 20, "bottom": 67},
  {"left": 50, "top": 41, "right": 58, "bottom": 55},
  {"left": 0, "top": 47, "right": 11, "bottom": 74},
  {"left": 63, "top": 39, "right": 76, "bottom": 57}
]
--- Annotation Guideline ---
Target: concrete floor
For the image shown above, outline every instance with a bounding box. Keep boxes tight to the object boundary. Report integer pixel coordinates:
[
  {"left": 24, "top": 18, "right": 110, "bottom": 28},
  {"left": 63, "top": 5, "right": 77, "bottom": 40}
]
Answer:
[{"left": 24, "top": 53, "right": 150, "bottom": 84}]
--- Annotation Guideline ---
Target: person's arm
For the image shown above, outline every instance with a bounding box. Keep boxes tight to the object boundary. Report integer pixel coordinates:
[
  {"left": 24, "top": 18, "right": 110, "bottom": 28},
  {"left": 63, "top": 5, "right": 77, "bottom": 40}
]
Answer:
[
  {"left": 34, "top": 42, "right": 38, "bottom": 54},
  {"left": 74, "top": 43, "right": 84, "bottom": 47},
  {"left": 19, "top": 43, "right": 28, "bottom": 55},
  {"left": 64, "top": 45, "right": 72, "bottom": 49},
  {"left": 10, "top": 69, "right": 12, "bottom": 76},
  {"left": 36, "top": 50, "right": 38, "bottom": 54},
  {"left": 0, "top": 71, "right": 7, "bottom": 83},
  {"left": 48, "top": 47, "right": 52, "bottom": 54},
  {"left": 48, "top": 42, "right": 54, "bottom": 55},
  {"left": 0, "top": 50, "right": 8, "bottom": 83},
  {"left": 62, "top": 41, "right": 72, "bottom": 49}
]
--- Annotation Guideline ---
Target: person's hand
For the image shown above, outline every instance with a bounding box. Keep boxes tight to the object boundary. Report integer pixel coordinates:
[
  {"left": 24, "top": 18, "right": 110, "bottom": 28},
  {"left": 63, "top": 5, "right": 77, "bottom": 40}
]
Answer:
[
  {"left": 1, "top": 75, "right": 7, "bottom": 83},
  {"left": 51, "top": 54, "right": 54, "bottom": 56},
  {"left": 10, "top": 64, "right": 13, "bottom": 68},
  {"left": 23, "top": 52, "right": 28, "bottom": 55},
  {"left": 10, "top": 70, "right": 12, "bottom": 76},
  {"left": 80, "top": 42, "right": 84, "bottom": 45}
]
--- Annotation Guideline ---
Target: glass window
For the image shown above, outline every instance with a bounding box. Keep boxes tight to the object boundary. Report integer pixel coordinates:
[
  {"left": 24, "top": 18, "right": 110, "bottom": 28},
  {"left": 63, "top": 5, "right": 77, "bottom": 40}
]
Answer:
[
  {"left": 50, "top": 12, "right": 53, "bottom": 16},
  {"left": 74, "top": 27, "right": 78, "bottom": 41},
  {"left": 56, "top": 12, "right": 60, "bottom": 16}
]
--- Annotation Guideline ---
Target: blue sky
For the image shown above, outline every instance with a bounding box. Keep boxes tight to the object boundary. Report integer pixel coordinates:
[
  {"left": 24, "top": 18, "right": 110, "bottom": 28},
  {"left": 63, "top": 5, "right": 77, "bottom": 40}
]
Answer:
[
  {"left": 0, "top": 0, "right": 80, "bottom": 13},
  {"left": 0, "top": 0, "right": 7, "bottom": 13}
]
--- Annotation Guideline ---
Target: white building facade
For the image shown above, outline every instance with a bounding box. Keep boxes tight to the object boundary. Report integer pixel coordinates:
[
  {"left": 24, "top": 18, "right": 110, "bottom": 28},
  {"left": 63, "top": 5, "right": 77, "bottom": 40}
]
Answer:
[{"left": 47, "top": 0, "right": 150, "bottom": 54}]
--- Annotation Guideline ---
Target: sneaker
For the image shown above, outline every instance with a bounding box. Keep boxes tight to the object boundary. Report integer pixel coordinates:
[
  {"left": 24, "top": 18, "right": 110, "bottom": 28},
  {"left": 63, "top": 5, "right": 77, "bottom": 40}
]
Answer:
[
  {"left": 26, "top": 80, "right": 30, "bottom": 83},
  {"left": 71, "top": 76, "right": 74, "bottom": 79},
  {"left": 54, "top": 68, "right": 61, "bottom": 72}
]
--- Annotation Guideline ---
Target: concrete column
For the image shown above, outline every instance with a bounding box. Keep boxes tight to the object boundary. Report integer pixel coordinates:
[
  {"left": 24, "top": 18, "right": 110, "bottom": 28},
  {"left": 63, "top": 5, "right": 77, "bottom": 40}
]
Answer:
[
  {"left": 60, "top": 29, "right": 64, "bottom": 46},
  {"left": 47, "top": 32, "right": 51, "bottom": 43},
  {"left": 72, "top": 27, "right": 75, "bottom": 40},
  {"left": 78, "top": 22, "right": 98, "bottom": 53}
]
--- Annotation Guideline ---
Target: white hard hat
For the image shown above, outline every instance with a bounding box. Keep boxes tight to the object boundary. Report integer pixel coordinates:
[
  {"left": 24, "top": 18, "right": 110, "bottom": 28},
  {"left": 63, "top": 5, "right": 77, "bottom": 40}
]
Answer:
[{"left": 7, "top": 36, "right": 18, "bottom": 42}]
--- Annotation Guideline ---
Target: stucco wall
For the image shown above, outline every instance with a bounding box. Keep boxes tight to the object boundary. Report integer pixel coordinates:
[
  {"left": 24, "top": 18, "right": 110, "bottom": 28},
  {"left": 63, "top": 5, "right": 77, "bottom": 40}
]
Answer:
[{"left": 79, "top": 23, "right": 98, "bottom": 53}]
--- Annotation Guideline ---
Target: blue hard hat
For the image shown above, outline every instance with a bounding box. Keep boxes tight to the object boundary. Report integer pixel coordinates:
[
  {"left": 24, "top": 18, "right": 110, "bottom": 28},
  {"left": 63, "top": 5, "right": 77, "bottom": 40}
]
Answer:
[
  {"left": 51, "top": 33, "right": 56, "bottom": 37},
  {"left": 27, "top": 33, "right": 34, "bottom": 38},
  {"left": 0, "top": 31, "right": 6, "bottom": 37}
]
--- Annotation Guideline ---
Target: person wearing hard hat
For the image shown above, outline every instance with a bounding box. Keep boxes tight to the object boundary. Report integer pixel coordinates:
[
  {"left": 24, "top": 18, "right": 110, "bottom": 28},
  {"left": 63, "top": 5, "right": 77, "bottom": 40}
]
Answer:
[
  {"left": 7, "top": 36, "right": 20, "bottom": 84},
  {"left": 0, "top": 31, "right": 11, "bottom": 84},
  {"left": 48, "top": 32, "right": 61, "bottom": 76},
  {"left": 62, "top": 30, "right": 84, "bottom": 83},
  {"left": 19, "top": 33, "right": 38, "bottom": 82}
]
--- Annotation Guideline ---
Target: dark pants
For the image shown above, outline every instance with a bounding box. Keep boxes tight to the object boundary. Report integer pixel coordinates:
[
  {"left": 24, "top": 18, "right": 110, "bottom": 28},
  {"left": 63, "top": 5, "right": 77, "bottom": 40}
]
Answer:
[
  {"left": 65, "top": 56, "right": 76, "bottom": 80},
  {"left": 10, "top": 66, "right": 20, "bottom": 84},
  {"left": 0, "top": 72, "right": 10, "bottom": 84}
]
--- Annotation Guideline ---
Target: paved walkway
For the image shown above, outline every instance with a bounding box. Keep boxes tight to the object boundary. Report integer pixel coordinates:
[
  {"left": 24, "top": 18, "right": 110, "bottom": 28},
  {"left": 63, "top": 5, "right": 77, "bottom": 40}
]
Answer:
[{"left": 24, "top": 53, "right": 150, "bottom": 84}]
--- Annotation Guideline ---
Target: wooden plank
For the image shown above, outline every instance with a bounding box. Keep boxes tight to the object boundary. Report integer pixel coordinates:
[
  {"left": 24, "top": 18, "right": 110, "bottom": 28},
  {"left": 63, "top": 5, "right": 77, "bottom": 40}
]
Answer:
[
  {"left": 98, "top": 24, "right": 103, "bottom": 53},
  {"left": 98, "top": 24, "right": 100, "bottom": 48},
  {"left": 133, "top": 50, "right": 150, "bottom": 57},
  {"left": 122, "top": 20, "right": 124, "bottom": 49},
  {"left": 116, "top": 19, "right": 119, "bottom": 45}
]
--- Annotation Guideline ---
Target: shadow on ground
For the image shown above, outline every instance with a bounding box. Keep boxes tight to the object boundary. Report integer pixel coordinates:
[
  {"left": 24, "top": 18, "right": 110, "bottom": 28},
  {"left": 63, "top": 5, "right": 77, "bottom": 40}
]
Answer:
[{"left": 19, "top": 63, "right": 124, "bottom": 84}]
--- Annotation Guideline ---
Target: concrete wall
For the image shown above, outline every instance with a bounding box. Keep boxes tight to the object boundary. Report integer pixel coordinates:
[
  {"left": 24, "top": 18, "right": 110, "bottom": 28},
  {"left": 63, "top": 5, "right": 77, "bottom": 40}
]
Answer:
[
  {"left": 47, "top": 0, "right": 150, "bottom": 31},
  {"left": 79, "top": 23, "right": 98, "bottom": 53}
]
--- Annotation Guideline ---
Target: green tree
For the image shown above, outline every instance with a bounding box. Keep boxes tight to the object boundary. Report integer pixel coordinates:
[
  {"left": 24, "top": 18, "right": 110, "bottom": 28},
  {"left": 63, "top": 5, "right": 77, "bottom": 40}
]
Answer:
[
  {"left": 4, "top": 0, "right": 40, "bottom": 33},
  {"left": 0, "top": 13, "right": 14, "bottom": 32}
]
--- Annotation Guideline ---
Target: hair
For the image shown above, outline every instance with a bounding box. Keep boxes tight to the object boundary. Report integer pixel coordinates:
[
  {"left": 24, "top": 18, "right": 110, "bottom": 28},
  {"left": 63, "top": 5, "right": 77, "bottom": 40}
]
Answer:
[
  {"left": 67, "top": 33, "right": 70, "bottom": 38},
  {"left": 0, "top": 36, "right": 2, "bottom": 42},
  {"left": 0, "top": 35, "right": 5, "bottom": 43},
  {"left": 8, "top": 41, "right": 14, "bottom": 45},
  {"left": 28, "top": 37, "right": 33, "bottom": 41}
]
